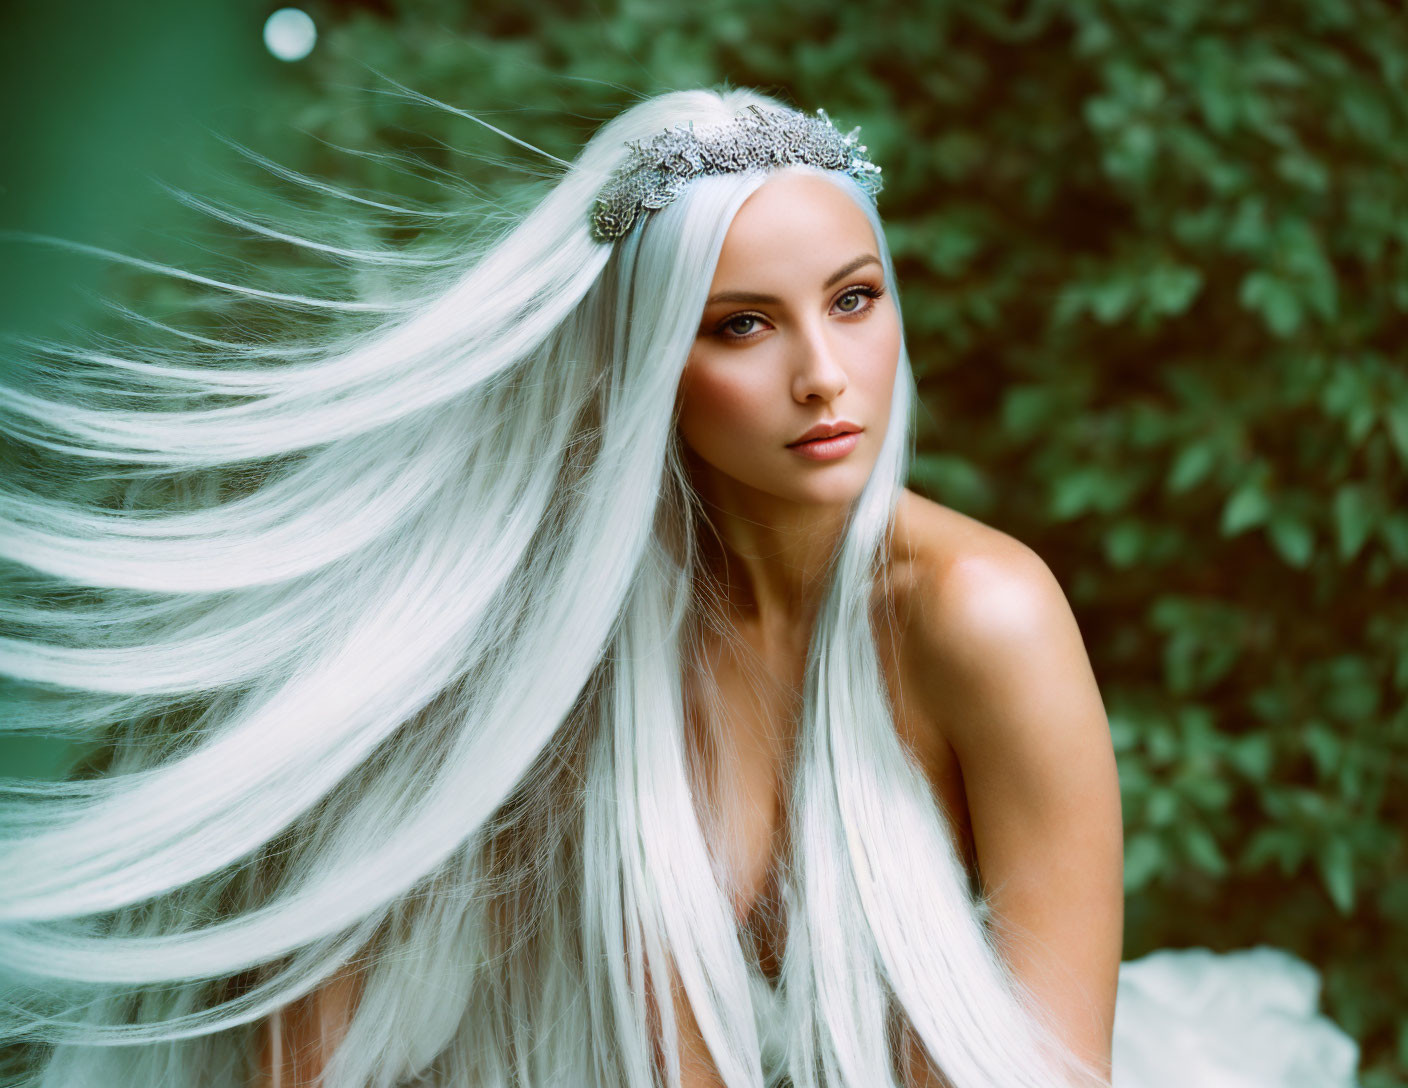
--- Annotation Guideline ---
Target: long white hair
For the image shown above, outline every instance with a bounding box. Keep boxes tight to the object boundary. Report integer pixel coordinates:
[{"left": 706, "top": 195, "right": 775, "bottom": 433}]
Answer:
[{"left": 0, "top": 85, "right": 1105, "bottom": 1088}]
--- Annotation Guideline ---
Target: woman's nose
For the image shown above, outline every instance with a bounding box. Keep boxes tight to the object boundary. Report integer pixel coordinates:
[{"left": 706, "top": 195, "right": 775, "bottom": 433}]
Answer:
[{"left": 791, "top": 321, "right": 848, "bottom": 403}]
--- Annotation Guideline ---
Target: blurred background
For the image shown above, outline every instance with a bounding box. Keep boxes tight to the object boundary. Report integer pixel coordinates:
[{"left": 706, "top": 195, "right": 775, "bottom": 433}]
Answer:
[{"left": 1, "top": 0, "right": 1405, "bottom": 1081}]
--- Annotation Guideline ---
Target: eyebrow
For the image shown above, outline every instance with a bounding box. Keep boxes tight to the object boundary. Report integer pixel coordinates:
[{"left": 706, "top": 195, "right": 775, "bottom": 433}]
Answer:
[{"left": 703, "top": 253, "right": 882, "bottom": 307}]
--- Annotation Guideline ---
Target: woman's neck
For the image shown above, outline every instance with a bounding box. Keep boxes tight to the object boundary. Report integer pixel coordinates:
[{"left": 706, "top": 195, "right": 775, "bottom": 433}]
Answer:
[{"left": 690, "top": 470, "right": 850, "bottom": 650}]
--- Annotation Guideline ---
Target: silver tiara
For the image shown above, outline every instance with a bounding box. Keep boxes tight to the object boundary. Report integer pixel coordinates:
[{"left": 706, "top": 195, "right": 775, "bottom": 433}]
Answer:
[{"left": 589, "top": 104, "right": 884, "bottom": 243}]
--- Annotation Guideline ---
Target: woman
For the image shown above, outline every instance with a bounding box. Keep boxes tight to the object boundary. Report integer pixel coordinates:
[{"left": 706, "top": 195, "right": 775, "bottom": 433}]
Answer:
[{"left": 0, "top": 87, "right": 1361, "bottom": 1088}]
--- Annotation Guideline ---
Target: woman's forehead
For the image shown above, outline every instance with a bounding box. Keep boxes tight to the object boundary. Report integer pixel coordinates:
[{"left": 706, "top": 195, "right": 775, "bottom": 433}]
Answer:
[{"left": 710, "top": 172, "right": 878, "bottom": 291}]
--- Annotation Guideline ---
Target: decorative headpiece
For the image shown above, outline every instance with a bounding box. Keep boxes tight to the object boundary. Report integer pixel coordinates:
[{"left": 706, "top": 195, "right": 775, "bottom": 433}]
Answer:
[{"left": 589, "top": 104, "right": 884, "bottom": 242}]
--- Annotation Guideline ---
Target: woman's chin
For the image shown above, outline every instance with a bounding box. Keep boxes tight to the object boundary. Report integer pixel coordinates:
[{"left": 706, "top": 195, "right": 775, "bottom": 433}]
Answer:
[{"left": 772, "top": 467, "right": 874, "bottom": 509}]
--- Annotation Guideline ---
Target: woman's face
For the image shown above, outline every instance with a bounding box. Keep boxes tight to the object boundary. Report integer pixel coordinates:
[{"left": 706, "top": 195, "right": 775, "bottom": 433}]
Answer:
[{"left": 677, "top": 170, "right": 901, "bottom": 509}]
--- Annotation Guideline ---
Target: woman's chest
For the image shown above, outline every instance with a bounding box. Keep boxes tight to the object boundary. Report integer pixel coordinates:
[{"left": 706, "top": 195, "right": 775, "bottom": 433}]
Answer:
[{"left": 690, "top": 616, "right": 976, "bottom": 972}]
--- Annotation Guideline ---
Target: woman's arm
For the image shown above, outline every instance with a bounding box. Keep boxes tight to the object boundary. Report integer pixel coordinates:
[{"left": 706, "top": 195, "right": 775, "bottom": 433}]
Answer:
[
  {"left": 908, "top": 540, "right": 1125, "bottom": 1083},
  {"left": 249, "top": 966, "right": 364, "bottom": 1088}
]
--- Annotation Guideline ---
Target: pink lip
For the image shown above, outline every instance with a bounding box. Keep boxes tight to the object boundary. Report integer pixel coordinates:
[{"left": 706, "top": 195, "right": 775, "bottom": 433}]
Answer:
[
  {"left": 789, "top": 419, "right": 862, "bottom": 446},
  {"left": 788, "top": 431, "right": 861, "bottom": 461}
]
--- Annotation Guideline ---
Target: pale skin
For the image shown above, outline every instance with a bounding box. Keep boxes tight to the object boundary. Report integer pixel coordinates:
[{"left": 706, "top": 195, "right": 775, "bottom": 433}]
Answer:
[{"left": 252, "top": 169, "right": 1124, "bottom": 1086}]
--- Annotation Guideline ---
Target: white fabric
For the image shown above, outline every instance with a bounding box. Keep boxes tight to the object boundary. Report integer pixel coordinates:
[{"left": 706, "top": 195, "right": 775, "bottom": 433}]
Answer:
[
  {"left": 746, "top": 945, "right": 1363, "bottom": 1086},
  {"left": 1112, "top": 945, "right": 1361, "bottom": 1088}
]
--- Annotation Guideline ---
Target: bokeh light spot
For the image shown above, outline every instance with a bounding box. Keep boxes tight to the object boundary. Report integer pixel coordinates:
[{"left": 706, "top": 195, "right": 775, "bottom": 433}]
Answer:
[{"left": 263, "top": 8, "right": 316, "bottom": 63}]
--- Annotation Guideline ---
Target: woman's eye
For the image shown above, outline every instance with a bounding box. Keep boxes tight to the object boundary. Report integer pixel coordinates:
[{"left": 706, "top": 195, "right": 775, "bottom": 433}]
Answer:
[
  {"left": 834, "top": 284, "right": 886, "bottom": 315},
  {"left": 711, "top": 285, "right": 885, "bottom": 341}
]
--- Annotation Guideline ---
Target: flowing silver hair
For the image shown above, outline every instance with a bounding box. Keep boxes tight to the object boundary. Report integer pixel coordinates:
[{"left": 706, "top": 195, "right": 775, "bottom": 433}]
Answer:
[{"left": 0, "top": 86, "right": 1106, "bottom": 1087}]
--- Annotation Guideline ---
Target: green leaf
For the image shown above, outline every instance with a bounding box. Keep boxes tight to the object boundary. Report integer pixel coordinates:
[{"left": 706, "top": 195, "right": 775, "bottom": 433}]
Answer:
[
  {"left": 1384, "top": 401, "right": 1408, "bottom": 468},
  {"left": 1317, "top": 837, "right": 1356, "bottom": 914},
  {"left": 1378, "top": 512, "right": 1408, "bottom": 563},
  {"left": 1107, "top": 711, "right": 1140, "bottom": 752},
  {"left": 1239, "top": 270, "right": 1303, "bottom": 337},
  {"left": 1145, "top": 262, "right": 1204, "bottom": 316},
  {"left": 1305, "top": 722, "right": 1342, "bottom": 780},
  {"left": 1183, "top": 773, "right": 1233, "bottom": 811},
  {"left": 1147, "top": 721, "right": 1181, "bottom": 765},
  {"left": 1322, "top": 361, "right": 1378, "bottom": 444},
  {"left": 1102, "top": 520, "right": 1143, "bottom": 567},
  {"left": 1167, "top": 440, "right": 1218, "bottom": 493},
  {"left": 1267, "top": 511, "right": 1315, "bottom": 567},
  {"left": 1274, "top": 150, "right": 1330, "bottom": 194},
  {"left": 930, "top": 219, "right": 984, "bottom": 276},
  {"left": 1001, "top": 385, "right": 1059, "bottom": 440},
  {"left": 1279, "top": 218, "right": 1339, "bottom": 321},
  {"left": 1221, "top": 479, "right": 1272, "bottom": 536},
  {"left": 1191, "top": 38, "right": 1241, "bottom": 135},
  {"left": 1226, "top": 194, "right": 1270, "bottom": 252},
  {"left": 1146, "top": 787, "right": 1179, "bottom": 827},
  {"left": 1050, "top": 467, "right": 1106, "bottom": 520},
  {"left": 1228, "top": 733, "right": 1273, "bottom": 780},
  {"left": 1089, "top": 275, "right": 1138, "bottom": 324},
  {"left": 1332, "top": 485, "right": 1375, "bottom": 561},
  {"left": 1242, "top": 825, "right": 1305, "bottom": 874},
  {"left": 1323, "top": 659, "right": 1381, "bottom": 721},
  {"left": 1183, "top": 823, "right": 1229, "bottom": 876}
]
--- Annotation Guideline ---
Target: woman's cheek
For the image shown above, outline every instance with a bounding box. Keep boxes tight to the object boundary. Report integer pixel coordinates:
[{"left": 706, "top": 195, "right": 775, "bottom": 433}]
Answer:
[
  {"left": 678, "top": 364, "right": 770, "bottom": 453},
  {"left": 856, "top": 325, "right": 901, "bottom": 413}
]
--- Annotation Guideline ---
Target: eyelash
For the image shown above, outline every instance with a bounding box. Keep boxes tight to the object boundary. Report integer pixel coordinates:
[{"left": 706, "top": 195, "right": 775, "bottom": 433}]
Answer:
[{"left": 711, "top": 284, "right": 888, "bottom": 342}]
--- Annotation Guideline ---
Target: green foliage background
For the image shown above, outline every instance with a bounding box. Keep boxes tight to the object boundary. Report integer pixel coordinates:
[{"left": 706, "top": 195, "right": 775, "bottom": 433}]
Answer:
[{"left": 10, "top": 0, "right": 1408, "bottom": 1081}]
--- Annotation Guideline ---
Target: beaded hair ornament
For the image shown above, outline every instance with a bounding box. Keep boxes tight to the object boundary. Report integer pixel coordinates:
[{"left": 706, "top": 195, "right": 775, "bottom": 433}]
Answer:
[{"left": 589, "top": 103, "right": 884, "bottom": 242}]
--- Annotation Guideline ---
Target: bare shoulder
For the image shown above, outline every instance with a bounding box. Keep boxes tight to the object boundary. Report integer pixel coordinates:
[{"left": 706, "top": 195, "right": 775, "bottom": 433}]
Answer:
[
  {"left": 885, "top": 488, "right": 1053, "bottom": 630},
  {"left": 884, "top": 489, "right": 1086, "bottom": 751}
]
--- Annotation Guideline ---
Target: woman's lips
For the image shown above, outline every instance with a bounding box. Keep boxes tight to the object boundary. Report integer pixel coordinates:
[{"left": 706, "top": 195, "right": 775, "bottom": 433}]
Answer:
[{"left": 787, "top": 431, "right": 861, "bottom": 461}]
